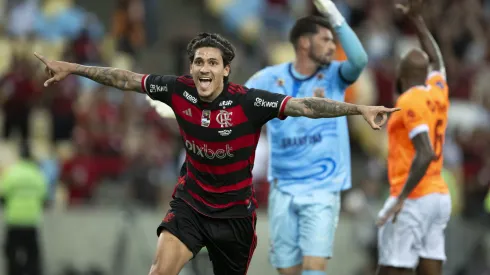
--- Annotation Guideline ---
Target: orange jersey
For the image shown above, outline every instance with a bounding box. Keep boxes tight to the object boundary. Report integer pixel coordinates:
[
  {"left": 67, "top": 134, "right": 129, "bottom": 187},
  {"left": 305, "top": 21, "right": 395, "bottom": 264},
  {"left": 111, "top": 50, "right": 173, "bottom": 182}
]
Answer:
[{"left": 387, "top": 71, "right": 450, "bottom": 198}]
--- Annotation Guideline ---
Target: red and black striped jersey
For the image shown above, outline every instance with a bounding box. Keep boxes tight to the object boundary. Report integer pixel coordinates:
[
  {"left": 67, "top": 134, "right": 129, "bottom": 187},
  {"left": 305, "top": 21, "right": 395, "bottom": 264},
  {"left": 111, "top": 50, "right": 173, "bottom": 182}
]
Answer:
[{"left": 142, "top": 74, "right": 291, "bottom": 218}]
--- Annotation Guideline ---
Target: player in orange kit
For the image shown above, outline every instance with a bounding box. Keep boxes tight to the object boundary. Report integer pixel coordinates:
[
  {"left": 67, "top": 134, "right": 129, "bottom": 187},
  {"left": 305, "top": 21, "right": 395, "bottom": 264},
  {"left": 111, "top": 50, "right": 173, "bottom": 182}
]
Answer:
[{"left": 376, "top": 1, "right": 450, "bottom": 275}]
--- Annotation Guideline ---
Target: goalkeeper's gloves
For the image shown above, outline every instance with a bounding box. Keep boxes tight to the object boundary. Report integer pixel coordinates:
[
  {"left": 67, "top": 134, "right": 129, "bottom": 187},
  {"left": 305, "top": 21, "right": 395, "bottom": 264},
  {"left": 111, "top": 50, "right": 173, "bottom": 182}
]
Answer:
[{"left": 313, "top": 0, "right": 345, "bottom": 27}]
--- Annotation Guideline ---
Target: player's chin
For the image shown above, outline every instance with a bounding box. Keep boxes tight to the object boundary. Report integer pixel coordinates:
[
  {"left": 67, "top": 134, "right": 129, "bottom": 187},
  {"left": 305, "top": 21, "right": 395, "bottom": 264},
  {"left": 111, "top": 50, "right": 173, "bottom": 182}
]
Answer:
[
  {"left": 197, "top": 89, "right": 214, "bottom": 99},
  {"left": 323, "top": 57, "right": 333, "bottom": 64},
  {"left": 317, "top": 58, "right": 332, "bottom": 67}
]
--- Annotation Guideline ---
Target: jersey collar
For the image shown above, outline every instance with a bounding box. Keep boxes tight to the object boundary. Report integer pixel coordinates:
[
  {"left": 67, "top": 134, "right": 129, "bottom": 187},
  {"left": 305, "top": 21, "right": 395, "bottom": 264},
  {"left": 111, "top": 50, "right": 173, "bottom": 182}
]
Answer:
[
  {"left": 288, "top": 63, "right": 324, "bottom": 82},
  {"left": 198, "top": 82, "right": 229, "bottom": 109}
]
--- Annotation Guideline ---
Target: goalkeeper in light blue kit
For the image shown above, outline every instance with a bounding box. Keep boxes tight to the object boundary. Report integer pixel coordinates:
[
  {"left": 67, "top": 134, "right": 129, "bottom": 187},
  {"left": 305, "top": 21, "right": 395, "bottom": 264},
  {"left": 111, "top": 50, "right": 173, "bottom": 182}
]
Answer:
[{"left": 245, "top": 0, "right": 368, "bottom": 274}]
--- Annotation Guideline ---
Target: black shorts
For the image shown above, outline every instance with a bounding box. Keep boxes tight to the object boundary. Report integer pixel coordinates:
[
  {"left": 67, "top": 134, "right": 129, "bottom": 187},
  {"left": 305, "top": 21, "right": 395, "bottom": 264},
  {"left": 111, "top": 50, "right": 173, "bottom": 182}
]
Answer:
[{"left": 157, "top": 198, "right": 257, "bottom": 275}]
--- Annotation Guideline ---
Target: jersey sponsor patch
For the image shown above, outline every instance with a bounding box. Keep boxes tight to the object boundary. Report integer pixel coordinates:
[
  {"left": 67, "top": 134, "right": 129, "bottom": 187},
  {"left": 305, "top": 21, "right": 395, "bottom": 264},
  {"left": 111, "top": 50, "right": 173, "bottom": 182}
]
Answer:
[{"left": 201, "top": 109, "right": 211, "bottom": 127}]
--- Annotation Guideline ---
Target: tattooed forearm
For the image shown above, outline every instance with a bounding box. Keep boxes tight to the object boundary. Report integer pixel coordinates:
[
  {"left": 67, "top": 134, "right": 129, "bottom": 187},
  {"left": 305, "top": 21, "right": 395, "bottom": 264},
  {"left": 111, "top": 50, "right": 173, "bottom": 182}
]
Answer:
[
  {"left": 284, "top": 97, "right": 362, "bottom": 118},
  {"left": 73, "top": 65, "right": 144, "bottom": 92}
]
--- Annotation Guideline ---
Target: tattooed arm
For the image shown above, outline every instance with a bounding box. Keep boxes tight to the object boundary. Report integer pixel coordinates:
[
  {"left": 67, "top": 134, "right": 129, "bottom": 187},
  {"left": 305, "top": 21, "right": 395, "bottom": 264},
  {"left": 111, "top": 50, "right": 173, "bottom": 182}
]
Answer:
[
  {"left": 73, "top": 65, "right": 144, "bottom": 92},
  {"left": 284, "top": 97, "right": 400, "bottom": 129},
  {"left": 284, "top": 97, "right": 362, "bottom": 118},
  {"left": 34, "top": 52, "right": 144, "bottom": 92}
]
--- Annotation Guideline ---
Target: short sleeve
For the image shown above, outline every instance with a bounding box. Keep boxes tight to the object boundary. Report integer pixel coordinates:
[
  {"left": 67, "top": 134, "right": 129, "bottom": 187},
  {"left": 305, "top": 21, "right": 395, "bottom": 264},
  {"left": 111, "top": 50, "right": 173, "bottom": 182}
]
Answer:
[
  {"left": 243, "top": 88, "right": 291, "bottom": 127},
  {"left": 426, "top": 71, "right": 448, "bottom": 98},
  {"left": 398, "top": 93, "right": 431, "bottom": 139},
  {"left": 141, "top": 74, "right": 177, "bottom": 105}
]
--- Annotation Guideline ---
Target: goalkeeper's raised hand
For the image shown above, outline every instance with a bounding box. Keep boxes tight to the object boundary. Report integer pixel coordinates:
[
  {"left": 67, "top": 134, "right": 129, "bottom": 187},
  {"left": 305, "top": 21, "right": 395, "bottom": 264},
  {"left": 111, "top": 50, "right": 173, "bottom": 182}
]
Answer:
[{"left": 313, "top": 0, "right": 345, "bottom": 27}]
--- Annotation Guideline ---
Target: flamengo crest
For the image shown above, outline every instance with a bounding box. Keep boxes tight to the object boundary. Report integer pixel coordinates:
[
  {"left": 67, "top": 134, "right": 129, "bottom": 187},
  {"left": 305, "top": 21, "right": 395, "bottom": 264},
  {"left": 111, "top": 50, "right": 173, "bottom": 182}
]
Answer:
[{"left": 216, "top": 110, "right": 233, "bottom": 128}]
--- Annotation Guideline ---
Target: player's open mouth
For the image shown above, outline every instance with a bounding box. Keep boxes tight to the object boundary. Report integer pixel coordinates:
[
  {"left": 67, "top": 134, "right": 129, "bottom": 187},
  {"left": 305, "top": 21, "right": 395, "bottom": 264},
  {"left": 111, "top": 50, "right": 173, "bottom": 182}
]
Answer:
[{"left": 199, "top": 77, "right": 212, "bottom": 90}]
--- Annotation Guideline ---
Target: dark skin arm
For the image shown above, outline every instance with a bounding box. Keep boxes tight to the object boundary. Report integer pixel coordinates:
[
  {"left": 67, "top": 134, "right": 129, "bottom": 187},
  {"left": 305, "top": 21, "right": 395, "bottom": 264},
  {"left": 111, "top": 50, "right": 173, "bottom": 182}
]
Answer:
[
  {"left": 397, "top": 0, "right": 446, "bottom": 78},
  {"left": 376, "top": 131, "right": 436, "bottom": 226},
  {"left": 399, "top": 132, "right": 436, "bottom": 199},
  {"left": 411, "top": 16, "right": 445, "bottom": 77},
  {"left": 284, "top": 97, "right": 400, "bottom": 130}
]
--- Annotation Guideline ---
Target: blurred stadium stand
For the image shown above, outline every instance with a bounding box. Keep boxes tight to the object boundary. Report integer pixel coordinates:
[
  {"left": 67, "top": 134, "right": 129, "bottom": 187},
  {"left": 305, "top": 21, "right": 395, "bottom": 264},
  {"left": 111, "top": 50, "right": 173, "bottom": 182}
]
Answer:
[{"left": 0, "top": 0, "right": 488, "bottom": 274}]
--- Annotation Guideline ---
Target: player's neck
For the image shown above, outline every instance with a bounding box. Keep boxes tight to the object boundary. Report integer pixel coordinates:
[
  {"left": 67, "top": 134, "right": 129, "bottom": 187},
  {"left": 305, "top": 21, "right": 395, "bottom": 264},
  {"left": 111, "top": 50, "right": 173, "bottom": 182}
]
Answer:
[
  {"left": 404, "top": 79, "right": 425, "bottom": 91},
  {"left": 199, "top": 82, "right": 225, "bottom": 103},
  {"left": 293, "top": 58, "right": 319, "bottom": 77}
]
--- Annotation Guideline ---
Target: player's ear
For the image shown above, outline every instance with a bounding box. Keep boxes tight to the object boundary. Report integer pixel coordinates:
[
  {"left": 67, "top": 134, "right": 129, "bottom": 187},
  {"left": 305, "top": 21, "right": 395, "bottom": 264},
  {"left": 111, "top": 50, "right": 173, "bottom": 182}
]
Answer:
[
  {"left": 223, "top": 64, "right": 230, "bottom": 77},
  {"left": 299, "top": 36, "right": 310, "bottom": 50}
]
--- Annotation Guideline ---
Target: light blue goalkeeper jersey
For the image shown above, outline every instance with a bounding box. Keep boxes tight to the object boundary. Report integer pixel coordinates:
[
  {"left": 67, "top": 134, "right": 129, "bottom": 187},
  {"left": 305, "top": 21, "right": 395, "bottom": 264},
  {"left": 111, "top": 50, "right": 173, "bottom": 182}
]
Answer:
[
  {"left": 245, "top": 22, "right": 367, "bottom": 195},
  {"left": 246, "top": 62, "right": 352, "bottom": 195}
]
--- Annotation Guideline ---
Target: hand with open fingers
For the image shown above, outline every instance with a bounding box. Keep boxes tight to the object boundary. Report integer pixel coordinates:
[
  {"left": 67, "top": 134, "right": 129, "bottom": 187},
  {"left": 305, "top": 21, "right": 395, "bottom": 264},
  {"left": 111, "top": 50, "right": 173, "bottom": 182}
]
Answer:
[
  {"left": 395, "top": 0, "right": 423, "bottom": 16},
  {"left": 376, "top": 198, "right": 405, "bottom": 227},
  {"left": 359, "top": 106, "right": 401, "bottom": 130},
  {"left": 33, "top": 52, "right": 74, "bottom": 87}
]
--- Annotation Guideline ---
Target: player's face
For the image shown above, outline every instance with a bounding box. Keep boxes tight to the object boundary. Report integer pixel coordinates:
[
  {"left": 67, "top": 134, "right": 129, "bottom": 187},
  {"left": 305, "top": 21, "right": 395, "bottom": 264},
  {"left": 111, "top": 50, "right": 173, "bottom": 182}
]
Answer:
[
  {"left": 308, "top": 27, "right": 336, "bottom": 66},
  {"left": 190, "top": 47, "right": 230, "bottom": 101}
]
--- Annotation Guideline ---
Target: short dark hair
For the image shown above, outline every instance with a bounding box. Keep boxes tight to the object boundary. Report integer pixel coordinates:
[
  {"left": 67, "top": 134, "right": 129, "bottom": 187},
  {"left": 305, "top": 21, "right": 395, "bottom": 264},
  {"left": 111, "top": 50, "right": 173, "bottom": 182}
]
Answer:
[
  {"left": 187, "top": 32, "right": 236, "bottom": 66},
  {"left": 289, "top": 15, "right": 334, "bottom": 48},
  {"left": 187, "top": 33, "right": 236, "bottom": 82}
]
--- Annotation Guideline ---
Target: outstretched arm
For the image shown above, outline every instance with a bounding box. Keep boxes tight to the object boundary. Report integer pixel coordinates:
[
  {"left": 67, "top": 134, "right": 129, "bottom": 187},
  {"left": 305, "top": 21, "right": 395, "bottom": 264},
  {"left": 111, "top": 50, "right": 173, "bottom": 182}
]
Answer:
[
  {"left": 284, "top": 97, "right": 399, "bottom": 129},
  {"left": 73, "top": 65, "right": 144, "bottom": 92},
  {"left": 34, "top": 52, "right": 145, "bottom": 92},
  {"left": 284, "top": 97, "right": 360, "bottom": 118}
]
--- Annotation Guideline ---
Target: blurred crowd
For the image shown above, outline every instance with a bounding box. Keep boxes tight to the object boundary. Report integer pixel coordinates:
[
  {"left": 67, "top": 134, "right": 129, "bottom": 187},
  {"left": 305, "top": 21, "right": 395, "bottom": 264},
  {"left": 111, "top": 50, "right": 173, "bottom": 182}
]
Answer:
[
  {"left": 0, "top": 0, "right": 179, "bottom": 209},
  {"left": 0, "top": 0, "right": 489, "bottom": 274}
]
